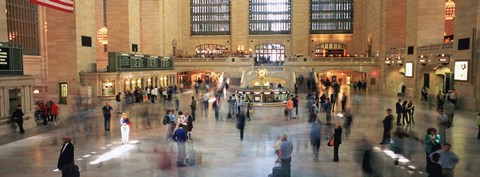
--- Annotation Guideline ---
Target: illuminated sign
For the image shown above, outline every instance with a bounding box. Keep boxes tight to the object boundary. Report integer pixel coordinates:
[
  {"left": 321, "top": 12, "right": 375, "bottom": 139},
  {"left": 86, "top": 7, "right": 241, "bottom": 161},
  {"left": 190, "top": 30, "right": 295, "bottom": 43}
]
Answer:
[
  {"left": 405, "top": 62, "right": 413, "bottom": 77},
  {"left": 0, "top": 47, "right": 9, "bottom": 69},
  {"left": 454, "top": 61, "right": 468, "bottom": 81}
]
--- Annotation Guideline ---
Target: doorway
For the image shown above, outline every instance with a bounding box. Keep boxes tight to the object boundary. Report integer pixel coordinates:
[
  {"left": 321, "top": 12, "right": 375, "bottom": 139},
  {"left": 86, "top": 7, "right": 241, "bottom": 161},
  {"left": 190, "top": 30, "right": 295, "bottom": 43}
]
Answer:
[
  {"left": 9, "top": 89, "right": 21, "bottom": 114},
  {"left": 59, "top": 82, "right": 68, "bottom": 104},
  {"left": 423, "top": 73, "right": 430, "bottom": 88}
]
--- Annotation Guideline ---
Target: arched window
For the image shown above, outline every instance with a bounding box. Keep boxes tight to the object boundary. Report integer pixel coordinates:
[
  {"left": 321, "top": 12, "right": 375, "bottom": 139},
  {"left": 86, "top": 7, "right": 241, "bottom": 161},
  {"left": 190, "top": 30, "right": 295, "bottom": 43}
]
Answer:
[
  {"left": 315, "top": 43, "right": 347, "bottom": 57},
  {"left": 255, "top": 44, "right": 285, "bottom": 62},
  {"left": 195, "top": 44, "right": 228, "bottom": 57},
  {"left": 249, "top": 0, "right": 291, "bottom": 34},
  {"left": 311, "top": 0, "right": 354, "bottom": 34},
  {"left": 191, "top": 0, "right": 231, "bottom": 35}
]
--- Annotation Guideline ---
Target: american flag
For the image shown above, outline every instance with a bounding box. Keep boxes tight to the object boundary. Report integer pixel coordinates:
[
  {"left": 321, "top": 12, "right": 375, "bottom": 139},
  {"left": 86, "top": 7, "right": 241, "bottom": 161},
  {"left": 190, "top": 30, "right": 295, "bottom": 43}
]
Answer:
[{"left": 29, "top": 0, "right": 74, "bottom": 13}]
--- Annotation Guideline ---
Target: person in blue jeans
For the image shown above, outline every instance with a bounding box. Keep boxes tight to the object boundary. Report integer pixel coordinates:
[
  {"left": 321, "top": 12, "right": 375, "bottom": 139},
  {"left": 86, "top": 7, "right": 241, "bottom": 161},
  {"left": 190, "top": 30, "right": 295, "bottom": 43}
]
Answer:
[
  {"left": 276, "top": 133, "right": 293, "bottom": 177},
  {"left": 173, "top": 124, "right": 188, "bottom": 167}
]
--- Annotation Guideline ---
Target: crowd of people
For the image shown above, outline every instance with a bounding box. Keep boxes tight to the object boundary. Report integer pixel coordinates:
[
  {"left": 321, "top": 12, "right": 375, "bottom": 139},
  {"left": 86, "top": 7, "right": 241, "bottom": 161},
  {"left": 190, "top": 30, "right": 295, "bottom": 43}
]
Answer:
[{"left": 17, "top": 76, "right": 474, "bottom": 177}]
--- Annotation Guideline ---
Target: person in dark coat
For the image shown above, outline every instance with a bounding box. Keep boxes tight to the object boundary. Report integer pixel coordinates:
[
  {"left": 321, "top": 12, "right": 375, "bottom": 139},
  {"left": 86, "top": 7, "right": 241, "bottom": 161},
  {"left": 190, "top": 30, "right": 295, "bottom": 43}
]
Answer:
[
  {"left": 237, "top": 109, "right": 247, "bottom": 141},
  {"left": 428, "top": 153, "right": 443, "bottom": 177},
  {"left": 11, "top": 105, "right": 25, "bottom": 133},
  {"left": 190, "top": 96, "right": 197, "bottom": 121},
  {"left": 395, "top": 99, "right": 402, "bottom": 126},
  {"left": 102, "top": 102, "right": 113, "bottom": 131},
  {"left": 57, "top": 136, "right": 74, "bottom": 176},
  {"left": 333, "top": 122, "right": 343, "bottom": 162},
  {"left": 381, "top": 109, "right": 394, "bottom": 144}
]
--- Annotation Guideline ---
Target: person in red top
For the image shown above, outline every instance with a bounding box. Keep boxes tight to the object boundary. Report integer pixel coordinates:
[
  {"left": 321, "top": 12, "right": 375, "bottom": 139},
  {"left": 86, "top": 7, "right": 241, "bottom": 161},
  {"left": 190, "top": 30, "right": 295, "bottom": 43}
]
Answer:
[
  {"left": 50, "top": 101, "right": 60, "bottom": 125},
  {"left": 285, "top": 97, "right": 294, "bottom": 121}
]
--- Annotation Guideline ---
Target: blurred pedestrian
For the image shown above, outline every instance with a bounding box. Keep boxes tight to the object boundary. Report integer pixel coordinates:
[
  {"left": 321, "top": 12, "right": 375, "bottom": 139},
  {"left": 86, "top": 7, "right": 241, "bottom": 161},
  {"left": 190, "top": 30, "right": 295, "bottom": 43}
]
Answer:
[
  {"left": 444, "top": 100, "right": 455, "bottom": 127},
  {"left": 380, "top": 108, "right": 394, "bottom": 144},
  {"left": 477, "top": 113, "right": 480, "bottom": 139},
  {"left": 333, "top": 122, "right": 342, "bottom": 162},
  {"left": 237, "top": 109, "right": 247, "bottom": 141},
  {"left": 173, "top": 124, "right": 188, "bottom": 167},
  {"left": 395, "top": 99, "right": 402, "bottom": 126},
  {"left": 116, "top": 92, "right": 122, "bottom": 113},
  {"left": 190, "top": 96, "right": 197, "bottom": 121},
  {"left": 325, "top": 98, "right": 332, "bottom": 125},
  {"left": 11, "top": 105, "right": 25, "bottom": 134},
  {"left": 343, "top": 107, "right": 353, "bottom": 139},
  {"left": 438, "top": 110, "right": 449, "bottom": 145},
  {"left": 310, "top": 119, "right": 322, "bottom": 161},
  {"left": 275, "top": 133, "right": 293, "bottom": 177}
]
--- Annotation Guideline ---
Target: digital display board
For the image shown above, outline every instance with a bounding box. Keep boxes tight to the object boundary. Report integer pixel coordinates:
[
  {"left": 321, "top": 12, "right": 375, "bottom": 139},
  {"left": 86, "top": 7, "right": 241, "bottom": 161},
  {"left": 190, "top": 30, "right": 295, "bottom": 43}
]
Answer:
[{"left": 0, "top": 47, "right": 9, "bottom": 70}]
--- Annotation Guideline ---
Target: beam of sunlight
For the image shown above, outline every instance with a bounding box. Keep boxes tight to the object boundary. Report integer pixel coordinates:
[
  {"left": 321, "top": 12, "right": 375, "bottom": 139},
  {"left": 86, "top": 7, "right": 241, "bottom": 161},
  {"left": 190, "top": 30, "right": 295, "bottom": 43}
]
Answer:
[{"left": 89, "top": 144, "right": 134, "bottom": 165}]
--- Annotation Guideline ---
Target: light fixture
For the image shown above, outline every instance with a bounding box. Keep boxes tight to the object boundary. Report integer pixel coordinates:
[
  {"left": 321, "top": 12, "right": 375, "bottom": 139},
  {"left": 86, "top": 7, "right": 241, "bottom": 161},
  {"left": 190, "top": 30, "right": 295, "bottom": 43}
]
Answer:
[
  {"left": 33, "top": 89, "right": 40, "bottom": 94},
  {"left": 445, "top": 0, "right": 455, "bottom": 20},
  {"left": 97, "top": 27, "right": 108, "bottom": 44}
]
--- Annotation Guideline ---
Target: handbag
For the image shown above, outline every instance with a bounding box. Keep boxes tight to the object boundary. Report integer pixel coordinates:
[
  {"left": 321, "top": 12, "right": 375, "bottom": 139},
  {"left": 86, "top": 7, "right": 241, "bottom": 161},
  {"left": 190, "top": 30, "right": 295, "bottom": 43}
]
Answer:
[
  {"left": 284, "top": 108, "right": 288, "bottom": 116},
  {"left": 327, "top": 136, "right": 334, "bottom": 147}
]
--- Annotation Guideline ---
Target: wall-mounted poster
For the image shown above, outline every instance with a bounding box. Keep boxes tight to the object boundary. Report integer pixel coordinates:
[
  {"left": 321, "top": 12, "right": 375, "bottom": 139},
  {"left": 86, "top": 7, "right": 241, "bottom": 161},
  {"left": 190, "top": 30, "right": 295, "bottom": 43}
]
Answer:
[
  {"left": 454, "top": 60, "right": 469, "bottom": 81},
  {"left": 405, "top": 62, "right": 413, "bottom": 77}
]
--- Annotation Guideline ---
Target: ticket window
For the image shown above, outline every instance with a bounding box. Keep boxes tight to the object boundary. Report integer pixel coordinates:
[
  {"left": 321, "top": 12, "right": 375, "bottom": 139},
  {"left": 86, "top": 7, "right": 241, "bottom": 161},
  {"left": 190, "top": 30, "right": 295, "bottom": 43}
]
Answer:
[
  {"left": 102, "top": 81, "right": 115, "bottom": 96},
  {"left": 59, "top": 82, "right": 68, "bottom": 104}
]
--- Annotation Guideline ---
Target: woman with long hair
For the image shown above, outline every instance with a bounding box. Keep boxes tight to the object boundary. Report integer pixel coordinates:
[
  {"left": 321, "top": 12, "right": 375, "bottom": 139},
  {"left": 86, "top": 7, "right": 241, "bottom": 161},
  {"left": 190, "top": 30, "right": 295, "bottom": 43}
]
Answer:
[{"left": 424, "top": 127, "right": 440, "bottom": 173}]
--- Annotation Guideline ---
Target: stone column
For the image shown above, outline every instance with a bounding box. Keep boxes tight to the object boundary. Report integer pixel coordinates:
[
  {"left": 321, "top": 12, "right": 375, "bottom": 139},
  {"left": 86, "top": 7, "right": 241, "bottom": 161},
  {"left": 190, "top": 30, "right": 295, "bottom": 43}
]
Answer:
[
  {"left": 140, "top": 0, "right": 164, "bottom": 56},
  {"left": 230, "top": 0, "right": 249, "bottom": 54},
  {"left": 290, "top": 0, "right": 309, "bottom": 56},
  {"left": 0, "top": 0, "right": 6, "bottom": 41},
  {"left": 107, "top": 0, "right": 140, "bottom": 53}
]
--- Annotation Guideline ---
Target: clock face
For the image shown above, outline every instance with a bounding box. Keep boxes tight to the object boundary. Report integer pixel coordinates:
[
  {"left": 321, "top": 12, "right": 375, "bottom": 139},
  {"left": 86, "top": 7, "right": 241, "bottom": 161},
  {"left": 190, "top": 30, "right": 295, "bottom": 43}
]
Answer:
[{"left": 258, "top": 69, "right": 267, "bottom": 77}]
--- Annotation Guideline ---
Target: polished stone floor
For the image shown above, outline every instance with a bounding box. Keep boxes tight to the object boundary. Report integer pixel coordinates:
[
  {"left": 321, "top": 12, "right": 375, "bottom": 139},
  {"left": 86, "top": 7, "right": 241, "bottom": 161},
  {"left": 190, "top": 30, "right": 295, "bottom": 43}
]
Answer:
[{"left": 1, "top": 86, "right": 479, "bottom": 177}]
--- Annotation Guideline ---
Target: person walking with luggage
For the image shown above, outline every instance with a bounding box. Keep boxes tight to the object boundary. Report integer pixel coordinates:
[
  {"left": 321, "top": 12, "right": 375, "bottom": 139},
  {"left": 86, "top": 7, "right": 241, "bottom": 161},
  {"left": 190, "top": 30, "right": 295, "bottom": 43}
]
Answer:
[
  {"left": 310, "top": 119, "right": 322, "bottom": 161},
  {"left": 173, "top": 124, "right": 189, "bottom": 167},
  {"left": 275, "top": 133, "right": 293, "bottom": 177},
  {"left": 395, "top": 99, "right": 402, "bottom": 126},
  {"left": 333, "top": 122, "right": 342, "bottom": 162},
  {"left": 285, "top": 97, "right": 294, "bottom": 121},
  {"left": 11, "top": 105, "right": 25, "bottom": 134},
  {"left": 102, "top": 102, "right": 113, "bottom": 131},
  {"left": 190, "top": 96, "right": 197, "bottom": 121},
  {"left": 57, "top": 136, "right": 74, "bottom": 177},
  {"left": 380, "top": 109, "right": 394, "bottom": 144},
  {"left": 237, "top": 109, "right": 247, "bottom": 141}
]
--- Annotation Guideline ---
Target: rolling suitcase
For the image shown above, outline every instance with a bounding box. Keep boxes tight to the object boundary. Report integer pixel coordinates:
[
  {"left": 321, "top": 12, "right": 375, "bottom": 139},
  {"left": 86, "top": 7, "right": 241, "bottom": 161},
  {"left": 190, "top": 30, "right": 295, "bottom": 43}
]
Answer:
[{"left": 268, "top": 163, "right": 287, "bottom": 177}]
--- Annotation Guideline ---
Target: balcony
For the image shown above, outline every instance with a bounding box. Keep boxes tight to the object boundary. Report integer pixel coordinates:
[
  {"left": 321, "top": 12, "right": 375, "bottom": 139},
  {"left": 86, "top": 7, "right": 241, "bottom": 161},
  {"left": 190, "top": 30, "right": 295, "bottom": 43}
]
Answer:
[
  {"left": 417, "top": 42, "right": 454, "bottom": 53},
  {"left": 284, "top": 57, "right": 378, "bottom": 66},
  {"left": 173, "top": 57, "right": 253, "bottom": 67}
]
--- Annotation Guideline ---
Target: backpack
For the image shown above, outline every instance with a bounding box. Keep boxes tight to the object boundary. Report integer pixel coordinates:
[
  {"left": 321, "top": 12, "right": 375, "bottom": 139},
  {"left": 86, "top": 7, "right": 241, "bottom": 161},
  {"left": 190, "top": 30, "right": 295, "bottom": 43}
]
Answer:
[{"left": 162, "top": 115, "right": 169, "bottom": 125}]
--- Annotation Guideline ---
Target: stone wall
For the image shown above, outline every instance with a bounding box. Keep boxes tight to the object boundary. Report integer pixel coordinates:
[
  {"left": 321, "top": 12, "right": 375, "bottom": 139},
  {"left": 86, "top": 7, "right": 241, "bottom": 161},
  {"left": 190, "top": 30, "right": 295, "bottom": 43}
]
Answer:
[{"left": 0, "top": 0, "right": 6, "bottom": 41}]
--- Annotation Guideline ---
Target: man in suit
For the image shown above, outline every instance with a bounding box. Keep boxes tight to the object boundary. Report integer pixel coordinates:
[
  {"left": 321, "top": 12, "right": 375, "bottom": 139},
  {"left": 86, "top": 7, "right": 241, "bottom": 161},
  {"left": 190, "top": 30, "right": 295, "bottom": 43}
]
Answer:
[
  {"left": 57, "top": 136, "right": 74, "bottom": 176},
  {"left": 395, "top": 99, "right": 402, "bottom": 126},
  {"left": 381, "top": 109, "right": 394, "bottom": 144},
  {"left": 102, "top": 102, "right": 113, "bottom": 131},
  {"left": 341, "top": 93, "right": 347, "bottom": 112}
]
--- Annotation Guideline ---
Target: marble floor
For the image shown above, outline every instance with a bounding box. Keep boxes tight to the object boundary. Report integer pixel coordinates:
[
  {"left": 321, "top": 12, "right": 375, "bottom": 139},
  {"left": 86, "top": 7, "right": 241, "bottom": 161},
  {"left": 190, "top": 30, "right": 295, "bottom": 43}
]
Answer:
[{"left": 0, "top": 87, "right": 479, "bottom": 177}]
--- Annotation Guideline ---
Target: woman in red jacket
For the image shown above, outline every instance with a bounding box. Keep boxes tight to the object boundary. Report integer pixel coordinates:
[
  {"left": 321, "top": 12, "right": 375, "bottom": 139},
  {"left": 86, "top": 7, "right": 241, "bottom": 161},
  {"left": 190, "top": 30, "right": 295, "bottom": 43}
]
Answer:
[{"left": 50, "top": 101, "right": 60, "bottom": 125}]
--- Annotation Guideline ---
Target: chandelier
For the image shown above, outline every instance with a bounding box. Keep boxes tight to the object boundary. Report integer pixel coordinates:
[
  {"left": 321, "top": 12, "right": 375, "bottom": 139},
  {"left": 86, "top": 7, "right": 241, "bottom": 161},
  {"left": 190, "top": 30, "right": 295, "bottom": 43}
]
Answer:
[
  {"left": 445, "top": 0, "right": 455, "bottom": 20},
  {"left": 96, "top": 27, "right": 108, "bottom": 44}
]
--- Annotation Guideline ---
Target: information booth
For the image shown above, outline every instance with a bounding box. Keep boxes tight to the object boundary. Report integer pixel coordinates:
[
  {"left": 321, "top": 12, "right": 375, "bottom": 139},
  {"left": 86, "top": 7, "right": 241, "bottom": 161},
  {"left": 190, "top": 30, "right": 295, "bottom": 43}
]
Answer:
[{"left": 235, "top": 89, "right": 290, "bottom": 105}]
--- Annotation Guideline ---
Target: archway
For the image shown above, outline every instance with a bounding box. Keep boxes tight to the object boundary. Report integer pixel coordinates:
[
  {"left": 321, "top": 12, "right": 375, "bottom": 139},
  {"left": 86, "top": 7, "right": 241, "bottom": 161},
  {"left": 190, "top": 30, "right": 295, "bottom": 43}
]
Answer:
[
  {"left": 254, "top": 43, "right": 285, "bottom": 64},
  {"left": 314, "top": 43, "right": 347, "bottom": 57}
]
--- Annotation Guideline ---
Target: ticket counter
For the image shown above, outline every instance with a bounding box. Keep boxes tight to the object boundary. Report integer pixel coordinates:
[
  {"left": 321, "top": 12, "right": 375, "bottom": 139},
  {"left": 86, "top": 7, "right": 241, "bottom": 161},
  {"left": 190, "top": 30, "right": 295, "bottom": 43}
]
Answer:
[{"left": 235, "top": 89, "right": 290, "bottom": 105}]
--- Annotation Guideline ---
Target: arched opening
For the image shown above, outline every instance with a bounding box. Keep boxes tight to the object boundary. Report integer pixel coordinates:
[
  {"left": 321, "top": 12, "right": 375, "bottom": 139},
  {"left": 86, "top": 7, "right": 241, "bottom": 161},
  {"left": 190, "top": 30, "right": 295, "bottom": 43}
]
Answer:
[
  {"left": 254, "top": 43, "right": 285, "bottom": 64},
  {"left": 315, "top": 43, "right": 347, "bottom": 57},
  {"left": 195, "top": 44, "right": 228, "bottom": 58}
]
